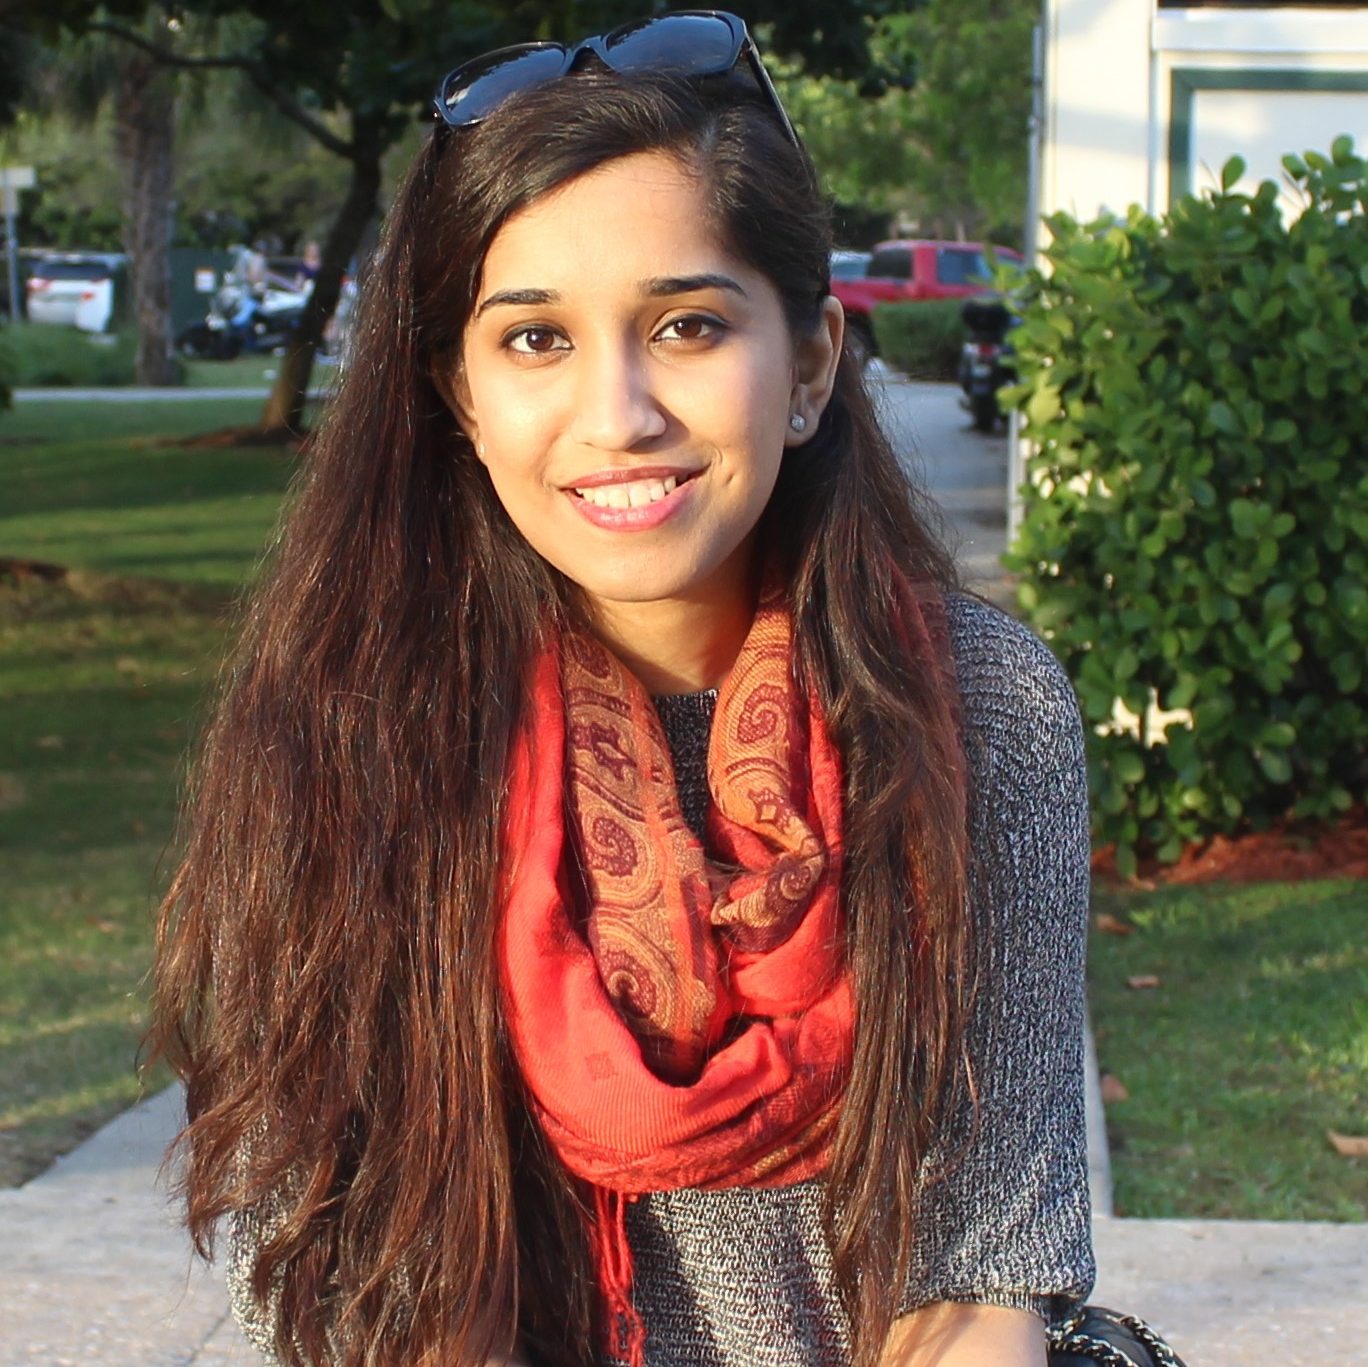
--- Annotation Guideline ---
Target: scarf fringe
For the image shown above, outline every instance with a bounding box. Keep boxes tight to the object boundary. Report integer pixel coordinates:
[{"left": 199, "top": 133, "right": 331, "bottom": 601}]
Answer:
[
  {"left": 501, "top": 580, "right": 947, "bottom": 1363},
  {"left": 592, "top": 1186, "right": 648, "bottom": 1366}
]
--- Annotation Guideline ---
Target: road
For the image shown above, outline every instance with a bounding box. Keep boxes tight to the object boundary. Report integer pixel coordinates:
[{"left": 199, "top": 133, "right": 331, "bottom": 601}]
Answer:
[{"left": 869, "top": 368, "right": 1011, "bottom": 597}]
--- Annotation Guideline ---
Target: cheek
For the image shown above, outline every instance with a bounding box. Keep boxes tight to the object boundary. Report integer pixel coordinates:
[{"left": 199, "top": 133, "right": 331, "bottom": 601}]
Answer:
[
  {"left": 736, "top": 373, "right": 793, "bottom": 470},
  {"left": 468, "top": 384, "right": 556, "bottom": 479},
  {"left": 700, "top": 353, "right": 791, "bottom": 449}
]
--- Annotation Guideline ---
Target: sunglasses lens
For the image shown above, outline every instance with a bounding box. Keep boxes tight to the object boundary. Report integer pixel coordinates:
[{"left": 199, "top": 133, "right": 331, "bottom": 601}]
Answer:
[
  {"left": 602, "top": 14, "right": 740, "bottom": 76},
  {"left": 440, "top": 46, "right": 568, "bottom": 125}
]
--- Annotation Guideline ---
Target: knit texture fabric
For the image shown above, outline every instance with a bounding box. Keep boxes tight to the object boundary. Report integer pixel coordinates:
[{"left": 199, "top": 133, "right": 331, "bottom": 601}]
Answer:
[
  {"left": 224, "top": 593, "right": 1095, "bottom": 1365},
  {"left": 613, "top": 594, "right": 1095, "bottom": 1364}
]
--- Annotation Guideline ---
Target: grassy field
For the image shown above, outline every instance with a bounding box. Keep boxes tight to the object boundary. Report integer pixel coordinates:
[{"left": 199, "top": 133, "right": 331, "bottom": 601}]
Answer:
[
  {"left": 0, "top": 395, "right": 292, "bottom": 1184},
  {"left": 178, "top": 353, "right": 343, "bottom": 391},
  {"left": 1091, "top": 879, "right": 1368, "bottom": 1221},
  {"left": 2, "top": 395, "right": 1365, "bottom": 1220},
  {"left": 1, "top": 401, "right": 294, "bottom": 587},
  {"left": 4, "top": 321, "right": 337, "bottom": 392}
]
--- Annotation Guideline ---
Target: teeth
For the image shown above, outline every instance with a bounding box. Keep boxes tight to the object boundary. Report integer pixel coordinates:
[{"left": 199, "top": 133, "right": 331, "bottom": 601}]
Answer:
[{"left": 575, "top": 475, "right": 683, "bottom": 509}]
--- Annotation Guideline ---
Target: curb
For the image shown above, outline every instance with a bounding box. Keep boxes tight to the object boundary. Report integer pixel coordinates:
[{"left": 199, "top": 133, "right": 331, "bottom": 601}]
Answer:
[{"left": 1083, "top": 1012, "right": 1114, "bottom": 1218}]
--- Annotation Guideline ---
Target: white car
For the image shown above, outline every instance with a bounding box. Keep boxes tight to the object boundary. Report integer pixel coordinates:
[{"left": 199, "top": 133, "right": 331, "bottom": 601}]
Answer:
[
  {"left": 830, "top": 248, "right": 871, "bottom": 281},
  {"left": 25, "top": 254, "right": 123, "bottom": 332}
]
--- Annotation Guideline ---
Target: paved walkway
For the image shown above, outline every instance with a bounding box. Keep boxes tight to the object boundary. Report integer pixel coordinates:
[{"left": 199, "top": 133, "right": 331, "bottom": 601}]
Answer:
[
  {"left": 12, "top": 387, "right": 332, "bottom": 404},
  {"left": 4, "top": 1060, "right": 1364, "bottom": 1365},
  {"left": 4, "top": 379, "right": 1365, "bottom": 1362}
]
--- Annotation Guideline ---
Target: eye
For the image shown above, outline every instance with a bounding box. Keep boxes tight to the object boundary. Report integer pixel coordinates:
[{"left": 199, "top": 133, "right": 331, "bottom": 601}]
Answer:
[
  {"left": 504, "top": 325, "right": 568, "bottom": 355},
  {"left": 657, "top": 314, "right": 725, "bottom": 343}
]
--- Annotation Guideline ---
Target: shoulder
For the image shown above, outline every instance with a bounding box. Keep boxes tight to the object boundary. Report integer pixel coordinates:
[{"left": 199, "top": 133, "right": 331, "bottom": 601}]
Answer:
[{"left": 943, "top": 593, "right": 1079, "bottom": 732}]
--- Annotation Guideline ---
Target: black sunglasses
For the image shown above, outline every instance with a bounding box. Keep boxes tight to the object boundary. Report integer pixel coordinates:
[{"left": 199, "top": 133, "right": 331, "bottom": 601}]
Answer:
[{"left": 432, "top": 10, "right": 800, "bottom": 148}]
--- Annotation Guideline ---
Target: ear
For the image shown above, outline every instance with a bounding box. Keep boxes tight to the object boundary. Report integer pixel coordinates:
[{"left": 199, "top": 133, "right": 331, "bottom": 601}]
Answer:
[
  {"left": 432, "top": 354, "right": 484, "bottom": 461},
  {"left": 784, "top": 296, "right": 844, "bottom": 448}
]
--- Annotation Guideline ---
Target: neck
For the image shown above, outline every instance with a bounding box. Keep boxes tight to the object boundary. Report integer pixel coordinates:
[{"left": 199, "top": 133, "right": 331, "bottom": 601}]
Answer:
[
  {"left": 587, "top": 558, "right": 758, "bottom": 696},
  {"left": 591, "top": 598, "right": 751, "bottom": 694}
]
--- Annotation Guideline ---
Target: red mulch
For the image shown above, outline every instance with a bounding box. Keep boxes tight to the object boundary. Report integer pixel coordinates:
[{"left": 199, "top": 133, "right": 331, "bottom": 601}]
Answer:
[{"left": 1094, "top": 805, "right": 1368, "bottom": 886}]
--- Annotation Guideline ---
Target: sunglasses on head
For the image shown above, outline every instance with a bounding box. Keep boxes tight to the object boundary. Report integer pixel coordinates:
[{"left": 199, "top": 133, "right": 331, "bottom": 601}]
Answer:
[{"left": 432, "top": 9, "right": 800, "bottom": 149}]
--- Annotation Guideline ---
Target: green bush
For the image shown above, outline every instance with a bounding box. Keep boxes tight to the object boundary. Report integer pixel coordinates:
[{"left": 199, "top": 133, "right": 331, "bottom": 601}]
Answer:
[
  {"left": 1001, "top": 138, "right": 1368, "bottom": 876},
  {"left": 870, "top": 300, "right": 964, "bottom": 380},
  {"left": 7, "top": 325, "right": 140, "bottom": 387}
]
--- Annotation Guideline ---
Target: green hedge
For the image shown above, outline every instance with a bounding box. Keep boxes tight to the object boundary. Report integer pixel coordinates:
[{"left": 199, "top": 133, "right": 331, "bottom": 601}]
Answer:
[
  {"left": 870, "top": 300, "right": 964, "bottom": 380},
  {"left": 7, "top": 325, "right": 140, "bottom": 387},
  {"left": 1001, "top": 139, "right": 1368, "bottom": 876}
]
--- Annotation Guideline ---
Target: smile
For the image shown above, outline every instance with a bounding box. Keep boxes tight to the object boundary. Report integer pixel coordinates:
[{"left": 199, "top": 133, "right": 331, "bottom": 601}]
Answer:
[
  {"left": 574, "top": 475, "right": 678, "bottom": 509},
  {"left": 564, "top": 467, "right": 700, "bottom": 531}
]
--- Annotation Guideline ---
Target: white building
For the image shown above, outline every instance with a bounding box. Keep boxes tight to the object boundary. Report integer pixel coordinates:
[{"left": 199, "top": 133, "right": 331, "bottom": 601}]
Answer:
[{"left": 1041, "top": 1, "right": 1368, "bottom": 225}]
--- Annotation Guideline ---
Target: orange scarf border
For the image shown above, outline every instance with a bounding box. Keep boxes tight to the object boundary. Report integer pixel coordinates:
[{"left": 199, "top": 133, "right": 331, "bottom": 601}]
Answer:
[{"left": 496, "top": 579, "right": 955, "bottom": 1364}]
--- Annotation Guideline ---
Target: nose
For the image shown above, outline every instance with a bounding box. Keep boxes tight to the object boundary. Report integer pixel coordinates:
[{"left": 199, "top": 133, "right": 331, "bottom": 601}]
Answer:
[{"left": 568, "top": 334, "right": 668, "bottom": 452}]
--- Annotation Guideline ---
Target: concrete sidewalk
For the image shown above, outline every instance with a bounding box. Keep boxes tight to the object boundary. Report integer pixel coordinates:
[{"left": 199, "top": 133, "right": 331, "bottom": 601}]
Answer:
[
  {"left": 0, "top": 1086, "right": 248, "bottom": 1366},
  {"left": 4, "top": 379, "right": 1363, "bottom": 1362},
  {"left": 2, "top": 1071, "right": 1365, "bottom": 1366},
  {"left": 11, "top": 386, "right": 334, "bottom": 404}
]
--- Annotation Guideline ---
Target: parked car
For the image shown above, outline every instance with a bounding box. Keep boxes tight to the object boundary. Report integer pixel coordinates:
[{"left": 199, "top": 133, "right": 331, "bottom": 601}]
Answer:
[
  {"left": 830, "top": 239, "right": 1021, "bottom": 359},
  {"left": 25, "top": 253, "right": 124, "bottom": 332},
  {"left": 829, "top": 248, "right": 871, "bottom": 282}
]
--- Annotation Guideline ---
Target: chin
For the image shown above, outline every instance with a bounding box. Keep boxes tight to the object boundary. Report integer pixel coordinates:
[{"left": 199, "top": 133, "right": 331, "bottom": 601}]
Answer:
[{"left": 579, "top": 575, "right": 691, "bottom": 606}]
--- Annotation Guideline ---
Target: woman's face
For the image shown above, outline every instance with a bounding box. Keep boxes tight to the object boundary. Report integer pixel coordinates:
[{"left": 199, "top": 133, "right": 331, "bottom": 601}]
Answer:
[{"left": 451, "top": 150, "right": 829, "bottom": 621}]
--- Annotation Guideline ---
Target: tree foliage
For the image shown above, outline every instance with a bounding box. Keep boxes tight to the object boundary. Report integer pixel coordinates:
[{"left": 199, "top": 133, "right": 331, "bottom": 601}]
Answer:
[
  {"left": 771, "top": 1, "right": 1036, "bottom": 246},
  {"left": 769, "top": 42, "right": 918, "bottom": 233},
  {"left": 13, "top": 0, "right": 897, "bottom": 428},
  {"left": 892, "top": 0, "right": 1036, "bottom": 242}
]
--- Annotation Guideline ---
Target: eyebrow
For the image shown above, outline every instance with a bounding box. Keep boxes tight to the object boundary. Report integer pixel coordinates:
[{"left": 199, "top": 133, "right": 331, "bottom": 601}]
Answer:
[
  {"left": 644, "top": 273, "right": 748, "bottom": 300},
  {"left": 474, "top": 273, "right": 748, "bottom": 319}
]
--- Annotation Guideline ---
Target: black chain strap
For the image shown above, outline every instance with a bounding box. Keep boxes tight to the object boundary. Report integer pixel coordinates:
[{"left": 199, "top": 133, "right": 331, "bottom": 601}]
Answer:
[{"left": 1046, "top": 1305, "right": 1185, "bottom": 1367}]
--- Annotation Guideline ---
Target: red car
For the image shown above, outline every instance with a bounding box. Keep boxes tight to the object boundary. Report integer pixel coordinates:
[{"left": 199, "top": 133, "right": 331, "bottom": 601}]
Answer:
[{"left": 830, "top": 239, "right": 1021, "bottom": 359}]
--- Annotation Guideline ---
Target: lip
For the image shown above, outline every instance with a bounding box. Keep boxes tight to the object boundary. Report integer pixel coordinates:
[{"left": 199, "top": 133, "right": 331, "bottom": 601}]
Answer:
[
  {"left": 563, "top": 464, "right": 702, "bottom": 491},
  {"left": 565, "top": 468, "right": 700, "bottom": 532}
]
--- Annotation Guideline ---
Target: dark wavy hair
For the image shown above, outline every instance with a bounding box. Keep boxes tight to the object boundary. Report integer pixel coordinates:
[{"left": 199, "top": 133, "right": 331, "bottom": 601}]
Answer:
[{"left": 150, "top": 65, "right": 970, "bottom": 1367}]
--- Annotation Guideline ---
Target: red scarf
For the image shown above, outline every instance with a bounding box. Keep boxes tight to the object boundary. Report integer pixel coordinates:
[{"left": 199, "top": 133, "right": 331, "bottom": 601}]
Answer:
[{"left": 499, "top": 585, "right": 872, "bottom": 1361}]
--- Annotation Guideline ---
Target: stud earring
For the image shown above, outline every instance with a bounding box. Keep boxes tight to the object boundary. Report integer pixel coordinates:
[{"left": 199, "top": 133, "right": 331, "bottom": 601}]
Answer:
[{"left": 789, "top": 413, "right": 807, "bottom": 433}]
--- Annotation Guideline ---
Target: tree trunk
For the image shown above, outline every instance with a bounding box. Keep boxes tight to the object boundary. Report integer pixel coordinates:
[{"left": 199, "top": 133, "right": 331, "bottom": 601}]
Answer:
[
  {"left": 258, "top": 116, "right": 384, "bottom": 433},
  {"left": 114, "top": 51, "right": 176, "bottom": 387}
]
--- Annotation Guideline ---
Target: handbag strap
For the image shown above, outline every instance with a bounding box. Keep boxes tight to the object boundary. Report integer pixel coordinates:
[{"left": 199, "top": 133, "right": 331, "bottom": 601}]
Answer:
[{"left": 1047, "top": 1304, "right": 1187, "bottom": 1367}]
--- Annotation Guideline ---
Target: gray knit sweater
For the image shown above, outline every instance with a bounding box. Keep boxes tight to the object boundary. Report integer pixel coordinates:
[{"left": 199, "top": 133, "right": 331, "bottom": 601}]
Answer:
[{"left": 226, "top": 592, "right": 1096, "bottom": 1365}]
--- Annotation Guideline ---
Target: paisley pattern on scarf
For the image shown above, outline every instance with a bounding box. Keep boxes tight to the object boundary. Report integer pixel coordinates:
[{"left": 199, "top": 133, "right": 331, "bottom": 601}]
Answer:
[
  {"left": 499, "top": 580, "right": 853, "bottom": 1195},
  {"left": 562, "top": 589, "right": 839, "bottom": 1084},
  {"left": 497, "top": 577, "right": 951, "bottom": 1365}
]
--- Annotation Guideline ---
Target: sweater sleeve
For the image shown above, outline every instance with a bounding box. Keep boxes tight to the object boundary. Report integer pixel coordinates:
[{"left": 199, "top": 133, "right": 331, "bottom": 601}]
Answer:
[
  {"left": 898, "top": 594, "right": 1096, "bottom": 1322},
  {"left": 223, "top": 1183, "right": 288, "bottom": 1363}
]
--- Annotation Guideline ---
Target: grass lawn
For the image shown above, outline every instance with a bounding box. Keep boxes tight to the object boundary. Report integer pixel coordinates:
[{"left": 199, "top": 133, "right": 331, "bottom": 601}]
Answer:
[
  {"left": 5, "top": 321, "right": 337, "bottom": 393},
  {"left": 178, "top": 353, "right": 343, "bottom": 391},
  {"left": 0, "top": 396, "right": 294, "bottom": 1184},
  {"left": 2, "top": 395, "right": 1365, "bottom": 1222},
  {"left": 1, "top": 397, "right": 294, "bottom": 586},
  {"left": 1091, "top": 879, "right": 1368, "bottom": 1221}
]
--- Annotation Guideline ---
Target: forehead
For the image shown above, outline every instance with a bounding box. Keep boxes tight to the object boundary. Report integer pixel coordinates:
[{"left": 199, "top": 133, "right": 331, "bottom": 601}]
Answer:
[{"left": 478, "top": 150, "right": 737, "bottom": 291}]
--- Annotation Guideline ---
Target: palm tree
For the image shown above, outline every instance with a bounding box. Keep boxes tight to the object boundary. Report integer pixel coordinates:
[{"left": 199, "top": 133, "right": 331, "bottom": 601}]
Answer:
[
  {"left": 114, "top": 27, "right": 177, "bottom": 386},
  {"left": 22, "top": 12, "right": 179, "bottom": 385}
]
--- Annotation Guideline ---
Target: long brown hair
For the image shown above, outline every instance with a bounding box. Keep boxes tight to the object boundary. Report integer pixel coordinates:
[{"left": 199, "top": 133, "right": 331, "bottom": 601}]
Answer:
[{"left": 151, "top": 66, "right": 970, "bottom": 1367}]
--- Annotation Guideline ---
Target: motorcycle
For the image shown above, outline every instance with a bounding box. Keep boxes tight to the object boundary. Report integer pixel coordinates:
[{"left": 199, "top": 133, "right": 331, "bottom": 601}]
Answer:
[
  {"left": 958, "top": 296, "right": 1015, "bottom": 433},
  {"left": 176, "top": 261, "right": 310, "bottom": 361}
]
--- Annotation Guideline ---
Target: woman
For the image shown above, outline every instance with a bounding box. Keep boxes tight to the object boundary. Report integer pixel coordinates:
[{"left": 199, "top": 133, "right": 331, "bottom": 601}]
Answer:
[{"left": 152, "top": 13, "right": 1094, "bottom": 1367}]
